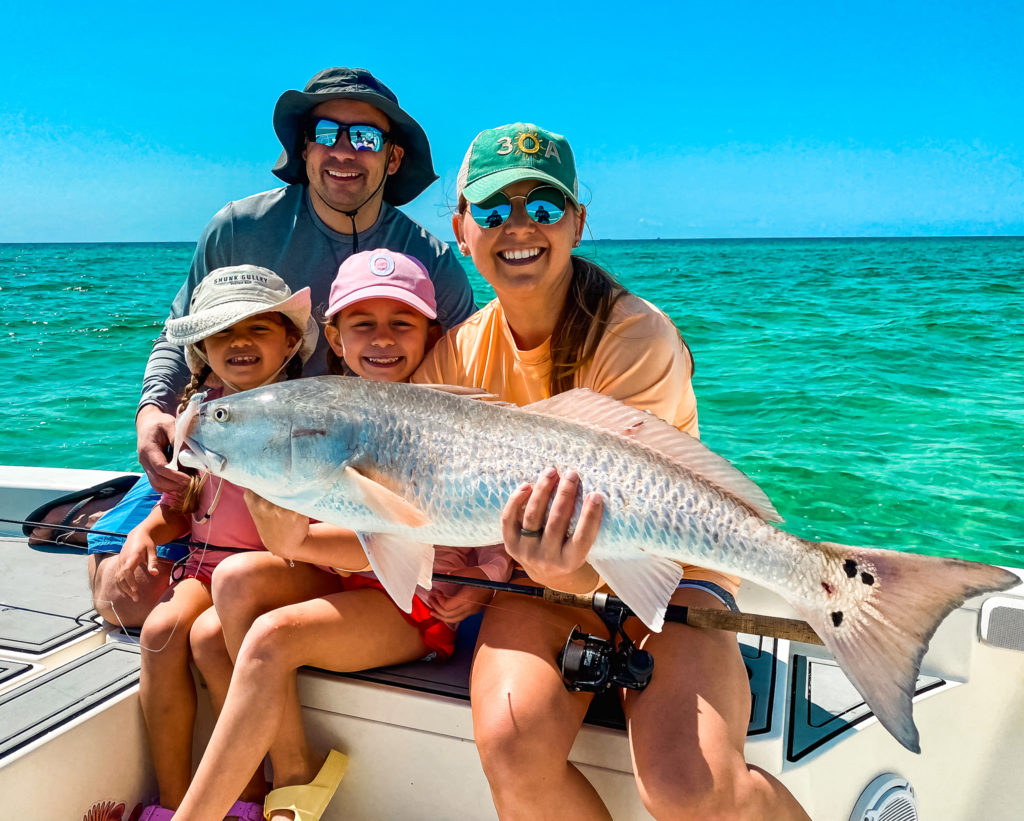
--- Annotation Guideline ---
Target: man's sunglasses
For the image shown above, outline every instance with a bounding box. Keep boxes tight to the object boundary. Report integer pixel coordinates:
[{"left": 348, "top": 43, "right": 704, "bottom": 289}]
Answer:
[
  {"left": 469, "top": 186, "right": 568, "bottom": 228},
  {"left": 308, "top": 119, "right": 391, "bottom": 153}
]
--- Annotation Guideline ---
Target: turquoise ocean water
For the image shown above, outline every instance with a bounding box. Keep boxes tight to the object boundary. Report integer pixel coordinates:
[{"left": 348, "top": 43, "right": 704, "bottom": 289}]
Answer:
[{"left": 1, "top": 238, "right": 1021, "bottom": 566}]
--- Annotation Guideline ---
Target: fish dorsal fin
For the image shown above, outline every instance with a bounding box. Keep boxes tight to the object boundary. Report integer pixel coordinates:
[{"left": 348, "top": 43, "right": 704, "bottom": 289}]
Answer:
[
  {"left": 356, "top": 532, "right": 435, "bottom": 613},
  {"left": 522, "top": 389, "right": 782, "bottom": 523},
  {"left": 344, "top": 467, "right": 431, "bottom": 527},
  {"left": 415, "top": 384, "right": 509, "bottom": 403}
]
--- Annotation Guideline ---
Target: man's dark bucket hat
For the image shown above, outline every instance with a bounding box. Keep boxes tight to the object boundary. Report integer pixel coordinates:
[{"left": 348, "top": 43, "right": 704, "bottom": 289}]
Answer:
[{"left": 272, "top": 67, "right": 438, "bottom": 206}]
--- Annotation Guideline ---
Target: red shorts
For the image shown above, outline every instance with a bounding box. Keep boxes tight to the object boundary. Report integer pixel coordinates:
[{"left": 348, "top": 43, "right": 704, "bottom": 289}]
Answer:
[{"left": 339, "top": 574, "right": 457, "bottom": 661}]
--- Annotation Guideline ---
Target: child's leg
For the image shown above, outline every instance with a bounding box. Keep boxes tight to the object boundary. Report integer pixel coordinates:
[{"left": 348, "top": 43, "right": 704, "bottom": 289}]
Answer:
[
  {"left": 139, "top": 578, "right": 214, "bottom": 809},
  {"left": 174, "top": 589, "right": 429, "bottom": 821},
  {"left": 210, "top": 550, "right": 340, "bottom": 660},
  {"left": 190, "top": 606, "right": 267, "bottom": 804}
]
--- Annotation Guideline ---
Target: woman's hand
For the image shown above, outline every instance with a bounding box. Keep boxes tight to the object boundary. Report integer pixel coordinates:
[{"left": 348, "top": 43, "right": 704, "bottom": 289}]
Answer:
[
  {"left": 114, "top": 527, "right": 160, "bottom": 601},
  {"left": 501, "top": 467, "right": 605, "bottom": 593},
  {"left": 244, "top": 490, "right": 310, "bottom": 560}
]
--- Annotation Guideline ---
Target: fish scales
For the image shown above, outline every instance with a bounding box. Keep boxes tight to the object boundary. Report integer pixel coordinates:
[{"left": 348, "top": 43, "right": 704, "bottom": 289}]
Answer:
[{"left": 180, "top": 376, "right": 1019, "bottom": 753}]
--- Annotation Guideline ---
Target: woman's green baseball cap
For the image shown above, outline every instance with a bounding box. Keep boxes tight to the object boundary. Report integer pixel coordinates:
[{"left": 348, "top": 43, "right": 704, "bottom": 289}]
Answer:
[{"left": 456, "top": 123, "right": 579, "bottom": 208}]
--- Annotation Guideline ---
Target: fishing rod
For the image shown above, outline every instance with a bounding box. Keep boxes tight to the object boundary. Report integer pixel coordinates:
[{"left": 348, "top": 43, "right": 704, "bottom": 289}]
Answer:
[
  {"left": 434, "top": 572, "right": 821, "bottom": 692},
  {"left": 3, "top": 517, "right": 191, "bottom": 552},
  {"left": 7, "top": 515, "right": 822, "bottom": 691},
  {"left": 6, "top": 516, "right": 820, "bottom": 645},
  {"left": 432, "top": 572, "right": 822, "bottom": 647}
]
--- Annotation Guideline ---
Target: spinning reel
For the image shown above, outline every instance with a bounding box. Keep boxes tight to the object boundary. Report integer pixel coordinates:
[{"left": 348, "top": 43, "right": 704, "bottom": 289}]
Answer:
[{"left": 557, "top": 592, "right": 654, "bottom": 693}]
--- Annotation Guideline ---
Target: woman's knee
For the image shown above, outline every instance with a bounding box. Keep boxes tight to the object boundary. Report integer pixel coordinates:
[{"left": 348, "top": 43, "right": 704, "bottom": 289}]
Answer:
[
  {"left": 472, "top": 692, "right": 568, "bottom": 784},
  {"left": 638, "top": 757, "right": 752, "bottom": 821}
]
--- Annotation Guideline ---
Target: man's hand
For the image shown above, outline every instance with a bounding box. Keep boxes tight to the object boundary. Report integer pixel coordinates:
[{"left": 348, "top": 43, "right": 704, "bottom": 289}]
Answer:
[{"left": 136, "top": 404, "right": 188, "bottom": 493}]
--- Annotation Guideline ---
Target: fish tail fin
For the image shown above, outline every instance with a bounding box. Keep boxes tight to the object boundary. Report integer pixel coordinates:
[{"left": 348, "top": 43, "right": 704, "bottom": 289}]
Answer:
[{"left": 790, "top": 542, "right": 1018, "bottom": 753}]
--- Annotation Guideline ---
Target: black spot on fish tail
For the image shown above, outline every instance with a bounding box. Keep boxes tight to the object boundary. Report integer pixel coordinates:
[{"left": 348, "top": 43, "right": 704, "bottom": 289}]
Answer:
[
  {"left": 843, "top": 559, "right": 857, "bottom": 578},
  {"left": 831, "top": 611, "right": 844, "bottom": 627},
  {"left": 293, "top": 428, "right": 328, "bottom": 438},
  {"left": 861, "top": 571, "right": 875, "bottom": 586}
]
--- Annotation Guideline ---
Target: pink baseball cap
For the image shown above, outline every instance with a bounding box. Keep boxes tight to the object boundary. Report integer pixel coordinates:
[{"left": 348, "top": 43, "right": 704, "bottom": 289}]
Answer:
[{"left": 325, "top": 249, "right": 438, "bottom": 320}]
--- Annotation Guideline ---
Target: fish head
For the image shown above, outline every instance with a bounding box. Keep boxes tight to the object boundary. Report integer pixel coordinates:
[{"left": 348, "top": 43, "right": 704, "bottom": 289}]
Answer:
[{"left": 177, "top": 381, "right": 361, "bottom": 500}]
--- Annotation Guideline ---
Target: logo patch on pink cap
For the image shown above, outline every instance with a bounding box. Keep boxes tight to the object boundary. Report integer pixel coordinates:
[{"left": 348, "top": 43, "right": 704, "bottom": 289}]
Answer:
[{"left": 369, "top": 252, "right": 396, "bottom": 277}]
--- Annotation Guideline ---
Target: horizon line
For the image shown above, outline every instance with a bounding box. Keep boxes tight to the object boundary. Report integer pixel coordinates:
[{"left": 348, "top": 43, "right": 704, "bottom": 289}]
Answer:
[{"left": 3, "top": 234, "right": 1023, "bottom": 247}]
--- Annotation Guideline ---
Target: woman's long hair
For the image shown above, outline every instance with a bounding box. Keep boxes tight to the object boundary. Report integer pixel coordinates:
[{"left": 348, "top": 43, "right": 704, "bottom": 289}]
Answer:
[{"left": 549, "top": 256, "right": 628, "bottom": 395}]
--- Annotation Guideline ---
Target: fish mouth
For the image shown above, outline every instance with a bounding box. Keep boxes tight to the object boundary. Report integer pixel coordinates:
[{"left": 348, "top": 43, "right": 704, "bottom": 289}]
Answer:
[
  {"left": 168, "top": 394, "right": 227, "bottom": 474},
  {"left": 178, "top": 444, "right": 225, "bottom": 473}
]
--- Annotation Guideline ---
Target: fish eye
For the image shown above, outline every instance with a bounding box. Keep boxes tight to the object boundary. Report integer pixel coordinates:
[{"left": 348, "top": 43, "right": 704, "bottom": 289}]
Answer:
[{"left": 213, "top": 407, "right": 230, "bottom": 422}]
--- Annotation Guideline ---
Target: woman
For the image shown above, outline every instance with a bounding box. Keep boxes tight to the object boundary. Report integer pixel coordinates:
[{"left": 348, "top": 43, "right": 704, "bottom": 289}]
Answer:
[{"left": 413, "top": 123, "right": 810, "bottom": 820}]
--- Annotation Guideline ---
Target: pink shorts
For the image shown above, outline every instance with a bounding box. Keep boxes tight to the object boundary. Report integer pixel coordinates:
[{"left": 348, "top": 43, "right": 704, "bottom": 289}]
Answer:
[
  {"left": 171, "top": 547, "right": 261, "bottom": 586},
  {"left": 339, "top": 574, "right": 457, "bottom": 661}
]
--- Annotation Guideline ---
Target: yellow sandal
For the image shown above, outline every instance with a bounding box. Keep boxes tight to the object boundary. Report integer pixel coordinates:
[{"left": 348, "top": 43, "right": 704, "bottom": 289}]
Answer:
[{"left": 263, "top": 750, "right": 349, "bottom": 821}]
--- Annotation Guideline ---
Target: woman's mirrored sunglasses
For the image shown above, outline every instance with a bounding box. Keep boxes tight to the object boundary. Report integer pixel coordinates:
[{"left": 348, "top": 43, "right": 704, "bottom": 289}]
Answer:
[
  {"left": 308, "top": 118, "right": 391, "bottom": 152},
  {"left": 469, "top": 186, "right": 568, "bottom": 229}
]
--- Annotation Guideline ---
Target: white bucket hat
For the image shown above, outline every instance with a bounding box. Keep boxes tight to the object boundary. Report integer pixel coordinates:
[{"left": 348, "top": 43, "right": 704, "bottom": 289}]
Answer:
[{"left": 165, "top": 265, "right": 319, "bottom": 373}]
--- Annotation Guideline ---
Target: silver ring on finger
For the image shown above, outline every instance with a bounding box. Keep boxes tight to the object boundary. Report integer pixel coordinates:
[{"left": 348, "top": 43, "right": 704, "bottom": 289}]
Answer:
[{"left": 519, "top": 527, "right": 544, "bottom": 538}]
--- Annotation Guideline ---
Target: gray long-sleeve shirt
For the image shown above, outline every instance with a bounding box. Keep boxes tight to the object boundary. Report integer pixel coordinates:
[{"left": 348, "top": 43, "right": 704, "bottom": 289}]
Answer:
[{"left": 140, "top": 185, "right": 477, "bottom": 414}]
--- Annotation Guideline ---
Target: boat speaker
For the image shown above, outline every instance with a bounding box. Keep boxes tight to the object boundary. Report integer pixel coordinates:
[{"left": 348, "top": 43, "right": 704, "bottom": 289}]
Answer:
[
  {"left": 979, "top": 596, "right": 1024, "bottom": 652},
  {"left": 849, "top": 773, "right": 918, "bottom": 821}
]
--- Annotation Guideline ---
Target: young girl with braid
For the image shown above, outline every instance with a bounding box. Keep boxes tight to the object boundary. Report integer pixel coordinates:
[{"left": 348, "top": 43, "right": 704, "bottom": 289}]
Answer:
[{"left": 110, "top": 265, "right": 318, "bottom": 821}]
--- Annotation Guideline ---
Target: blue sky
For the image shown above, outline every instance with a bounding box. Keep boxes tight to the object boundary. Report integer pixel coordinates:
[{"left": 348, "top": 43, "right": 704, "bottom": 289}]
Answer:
[{"left": 2, "top": 1, "right": 1021, "bottom": 242}]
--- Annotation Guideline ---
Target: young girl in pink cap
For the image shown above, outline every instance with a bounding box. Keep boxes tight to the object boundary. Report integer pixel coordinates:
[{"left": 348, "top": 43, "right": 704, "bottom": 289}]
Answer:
[
  {"left": 172, "top": 250, "right": 511, "bottom": 821},
  {"left": 104, "top": 265, "right": 319, "bottom": 821}
]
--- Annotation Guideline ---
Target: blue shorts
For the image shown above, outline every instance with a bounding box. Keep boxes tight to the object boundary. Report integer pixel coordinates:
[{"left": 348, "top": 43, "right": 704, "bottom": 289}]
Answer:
[
  {"left": 676, "top": 580, "right": 739, "bottom": 612},
  {"left": 86, "top": 474, "right": 189, "bottom": 562}
]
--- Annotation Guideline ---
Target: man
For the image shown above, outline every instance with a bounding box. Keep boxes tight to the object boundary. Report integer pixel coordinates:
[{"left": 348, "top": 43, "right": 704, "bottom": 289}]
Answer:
[{"left": 88, "top": 67, "right": 476, "bottom": 626}]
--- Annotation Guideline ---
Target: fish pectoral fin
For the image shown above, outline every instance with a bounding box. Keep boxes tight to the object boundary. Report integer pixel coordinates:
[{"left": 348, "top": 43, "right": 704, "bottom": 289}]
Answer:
[
  {"left": 344, "top": 466, "right": 431, "bottom": 528},
  {"left": 522, "top": 389, "right": 782, "bottom": 524},
  {"left": 587, "top": 553, "right": 683, "bottom": 633},
  {"left": 356, "top": 533, "right": 436, "bottom": 613}
]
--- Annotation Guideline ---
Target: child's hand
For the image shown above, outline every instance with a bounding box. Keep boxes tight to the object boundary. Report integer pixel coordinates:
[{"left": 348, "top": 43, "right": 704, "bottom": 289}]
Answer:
[
  {"left": 425, "top": 568, "right": 493, "bottom": 623},
  {"left": 244, "top": 490, "right": 310, "bottom": 559},
  {"left": 114, "top": 528, "right": 160, "bottom": 601}
]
